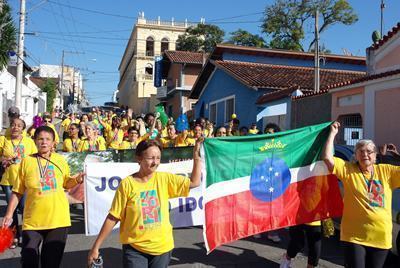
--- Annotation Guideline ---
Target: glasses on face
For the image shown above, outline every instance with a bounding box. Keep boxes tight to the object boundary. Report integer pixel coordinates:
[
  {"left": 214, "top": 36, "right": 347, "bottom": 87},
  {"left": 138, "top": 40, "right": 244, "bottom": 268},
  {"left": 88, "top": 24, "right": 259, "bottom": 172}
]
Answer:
[
  {"left": 217, "top": 131, "right": 226, "bottom": 135},
  {"left": 44, "top": 120, "right": 51, "bottom": 123},
  {"left": 358, "top": 149, "right": 375, "bottom": 155},
  {"left": 129, "top": 132, "right": 138, "bottom": 135}
]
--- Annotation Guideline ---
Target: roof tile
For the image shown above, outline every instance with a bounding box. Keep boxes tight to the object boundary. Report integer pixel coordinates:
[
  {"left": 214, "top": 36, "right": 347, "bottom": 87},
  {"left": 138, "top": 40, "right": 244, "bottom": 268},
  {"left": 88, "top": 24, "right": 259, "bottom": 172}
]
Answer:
[
  {"left": 213, "top": 60, "right": 365, "bottom": 104},
  {"left": 164, "top": 50, "right": 207, "bottom": 65}
]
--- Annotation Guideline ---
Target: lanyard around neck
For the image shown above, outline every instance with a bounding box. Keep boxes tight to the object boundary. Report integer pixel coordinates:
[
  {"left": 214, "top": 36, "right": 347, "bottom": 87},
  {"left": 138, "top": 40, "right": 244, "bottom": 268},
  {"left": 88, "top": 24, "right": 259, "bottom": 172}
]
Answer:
[
  {"left": 358, "top": 165, "right": 374, "bottom": 193},
  {"left": 37, "top": 156, "right": 50, "bottom": 180}
]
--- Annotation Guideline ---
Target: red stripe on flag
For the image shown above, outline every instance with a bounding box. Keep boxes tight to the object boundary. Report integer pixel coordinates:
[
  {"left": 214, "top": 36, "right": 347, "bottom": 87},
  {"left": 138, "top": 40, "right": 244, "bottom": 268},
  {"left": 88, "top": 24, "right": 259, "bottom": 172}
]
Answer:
[{"left": 204, "top": 174, "right": 343, "bottom": 252}]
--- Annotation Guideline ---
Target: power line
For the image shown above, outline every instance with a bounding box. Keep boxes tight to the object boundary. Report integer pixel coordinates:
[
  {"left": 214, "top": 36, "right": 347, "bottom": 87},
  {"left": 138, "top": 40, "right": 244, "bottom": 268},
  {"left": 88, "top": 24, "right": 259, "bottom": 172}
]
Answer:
[
  {"left": 47, "top": 0, "right": 136, "bottom": 20},
  {"left": 208, "top": 11, "right": 264, "bottom": 22}
]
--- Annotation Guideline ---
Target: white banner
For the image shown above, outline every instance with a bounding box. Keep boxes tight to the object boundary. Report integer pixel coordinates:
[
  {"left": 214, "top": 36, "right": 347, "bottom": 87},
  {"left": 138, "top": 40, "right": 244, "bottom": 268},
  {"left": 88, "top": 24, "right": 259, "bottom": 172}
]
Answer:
[{"left": 84, "top": 161, "right": 204, "bottom": 236}]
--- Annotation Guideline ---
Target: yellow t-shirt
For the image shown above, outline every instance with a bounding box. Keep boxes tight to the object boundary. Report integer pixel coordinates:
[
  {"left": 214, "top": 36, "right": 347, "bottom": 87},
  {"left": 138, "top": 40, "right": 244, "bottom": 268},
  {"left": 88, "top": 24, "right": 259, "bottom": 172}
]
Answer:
[
  {"left": 333, "top": 157, "right": 400, "bottom": 249},
  {"left": 109, "top": 172, "right": 191, "bottom": 255},
  {"left": 47, "top": 123, "right": 60, "bottom": 144},
  {"left": 160, "top": 133, "right": 190, "bottom": 148},
  {"left": 77, "top": 137, "right": 106, "bottom": 152},
  {"left": 0, "top": 136, "right": 37, "bottom": 186},
  {"left": 61, "top": 118, "right": 80, "bottom": 133},
  {"left": 63, "top": 138, "right": 82, "bottom": 152},
  {"left": 13, "top": 153, "right": 72, "bottom": 230},
  {"left": 103, "top": 123, "right": 124, "bottom": 149}
]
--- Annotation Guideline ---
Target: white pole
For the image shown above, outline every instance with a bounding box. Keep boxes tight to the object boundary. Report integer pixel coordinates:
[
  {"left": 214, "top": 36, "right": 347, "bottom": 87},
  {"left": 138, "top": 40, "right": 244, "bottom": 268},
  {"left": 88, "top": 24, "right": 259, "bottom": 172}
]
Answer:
[
  {"left": 15, "top": 0, "right": 26, "bottom": 109},
  {"left": 314, "top": 9, "right": 320, "bottom": 93}
]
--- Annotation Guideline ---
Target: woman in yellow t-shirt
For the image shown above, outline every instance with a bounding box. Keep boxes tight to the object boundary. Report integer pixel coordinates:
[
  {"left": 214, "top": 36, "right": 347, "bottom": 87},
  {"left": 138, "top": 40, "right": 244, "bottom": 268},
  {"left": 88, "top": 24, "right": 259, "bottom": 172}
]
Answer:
[
  {"left": 0, "top": 118, "right": 37, "bottom": 248},
  {"left": 1, "top": 125, "right": 84, "bottom": 267},
  {"left": 62, "top": 123, "right": 82, "bottom": 152},
  {"left": 88, "top": 139, "right": 203, "bottom": 267},
  {"left": 322, "top": 122, "right": 400, "bottom": 268},
  {"left": 119, "top": 127, "right": 148, "bottom": 150},
  {"left": 97, "top": 112, "right": 124, "bottom": 149},
  {"left": 78, "top": 122, "right": 106, "bottom": 152}
]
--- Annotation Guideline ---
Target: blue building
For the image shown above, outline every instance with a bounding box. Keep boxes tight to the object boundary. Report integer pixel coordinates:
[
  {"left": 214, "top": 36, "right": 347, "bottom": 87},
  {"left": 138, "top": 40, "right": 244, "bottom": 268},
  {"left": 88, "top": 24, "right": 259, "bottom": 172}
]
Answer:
[{"left": 189, "top": 44, "right": 366, "bottom": 131}]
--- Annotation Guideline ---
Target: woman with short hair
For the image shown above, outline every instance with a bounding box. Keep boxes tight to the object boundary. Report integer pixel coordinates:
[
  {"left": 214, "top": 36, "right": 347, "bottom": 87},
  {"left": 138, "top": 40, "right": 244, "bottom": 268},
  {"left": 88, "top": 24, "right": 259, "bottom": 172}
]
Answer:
[
  {"left": 88, "top": 138, "right": 203, "bottom": 268},
  {"left": 322, "top": 121, "right": 400, "bottom": 268}
]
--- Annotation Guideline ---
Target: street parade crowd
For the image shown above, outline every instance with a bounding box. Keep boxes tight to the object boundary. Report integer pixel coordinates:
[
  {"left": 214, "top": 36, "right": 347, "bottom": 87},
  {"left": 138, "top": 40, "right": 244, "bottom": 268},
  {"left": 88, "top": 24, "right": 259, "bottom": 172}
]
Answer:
[{"left": 0, "top": 105, "right": 400, "bottom": 268}]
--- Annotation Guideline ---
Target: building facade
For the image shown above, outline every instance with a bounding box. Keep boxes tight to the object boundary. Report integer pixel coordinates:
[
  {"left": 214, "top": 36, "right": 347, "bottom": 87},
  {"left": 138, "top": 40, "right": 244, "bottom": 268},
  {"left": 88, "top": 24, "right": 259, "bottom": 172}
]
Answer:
[
  {"left": 118, "top": 12, "right": 197, "bottom": 115},
  {"left": 156, "top": 50, "right": 206, "bottom": 120},
  {"left": 329, "top": 23, "right": 400, "bottom": 147},
  {"left": 190, "top": 44, "right": 366, "bottom": 130},
  {"left": 32, "top": 64, "right": 86, "bottom": 110}
]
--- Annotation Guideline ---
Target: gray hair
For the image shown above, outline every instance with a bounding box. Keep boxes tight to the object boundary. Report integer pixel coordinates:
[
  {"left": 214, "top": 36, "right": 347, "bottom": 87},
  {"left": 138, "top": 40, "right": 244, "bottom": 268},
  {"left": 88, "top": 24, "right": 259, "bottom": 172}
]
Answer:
[
  {"left": 84, "top": 122, "right": 97, "bottom": 130},
  {"left": 355, "top": 139, "right": 377, "bottom": 153},
  {"left": 352, "top": 139, "right": 377, "bottom": 163}
]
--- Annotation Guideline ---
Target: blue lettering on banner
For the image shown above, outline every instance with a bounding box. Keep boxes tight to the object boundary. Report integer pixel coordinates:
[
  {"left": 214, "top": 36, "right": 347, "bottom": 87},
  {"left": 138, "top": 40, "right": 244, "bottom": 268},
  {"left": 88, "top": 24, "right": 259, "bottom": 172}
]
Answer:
[
  {"left": 95, "top": 176, "right": 122, "bottom": 192},
  {"left": 176, "top": 197, "right": 203, "bottom": 212}
]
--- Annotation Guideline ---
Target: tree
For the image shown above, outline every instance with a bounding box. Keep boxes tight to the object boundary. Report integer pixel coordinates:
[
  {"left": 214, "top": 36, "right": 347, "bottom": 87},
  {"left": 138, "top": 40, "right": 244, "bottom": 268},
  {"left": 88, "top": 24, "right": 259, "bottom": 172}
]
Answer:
[
  {"left": 177, "top": 24, "right": 225, "bottom": 52},
  {"left": 41, "top": 79, "right": 57, "bottom": 112},
  {"left": 228, "top": 29, "right": 266, "bottom": 48},
  {"left": 262, "top": 0, "right": 358, "bottom": 51},
  {"left": 0, "top": 1, "right": 17, "bottom": 69}
]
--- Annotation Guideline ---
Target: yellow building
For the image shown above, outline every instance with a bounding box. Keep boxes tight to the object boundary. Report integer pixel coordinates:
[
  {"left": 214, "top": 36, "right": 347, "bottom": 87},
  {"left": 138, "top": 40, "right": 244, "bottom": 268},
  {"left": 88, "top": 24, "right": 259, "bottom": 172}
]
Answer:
[{"left": 118, "top": 12, "right": 198, "bottom": 114}]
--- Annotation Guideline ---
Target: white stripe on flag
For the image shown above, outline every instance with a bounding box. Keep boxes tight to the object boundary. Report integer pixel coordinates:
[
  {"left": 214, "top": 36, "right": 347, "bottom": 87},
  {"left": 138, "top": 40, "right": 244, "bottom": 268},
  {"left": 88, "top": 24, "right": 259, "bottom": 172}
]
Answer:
[{"left": 203, "top": 160, "right": 330, "bottom": 204}]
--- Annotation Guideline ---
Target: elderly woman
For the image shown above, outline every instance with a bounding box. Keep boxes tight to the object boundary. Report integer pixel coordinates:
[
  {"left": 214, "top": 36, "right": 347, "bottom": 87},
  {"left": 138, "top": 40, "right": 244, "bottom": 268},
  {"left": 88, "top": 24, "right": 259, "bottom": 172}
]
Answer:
[
  {"left": 77, "top": 122, "right": 106, "bottom": 152},
  {"left": 0, "top": 118, "right": 37, "bottom": 248},
  {"left": 88, "top": 138, "right": 202, "bottom": 267},
  {"left": 1, "top": 126, "right": 84, "bottom": 267},
  {"left": 322, "top": 121, "right": 400, "bottom": 268}
]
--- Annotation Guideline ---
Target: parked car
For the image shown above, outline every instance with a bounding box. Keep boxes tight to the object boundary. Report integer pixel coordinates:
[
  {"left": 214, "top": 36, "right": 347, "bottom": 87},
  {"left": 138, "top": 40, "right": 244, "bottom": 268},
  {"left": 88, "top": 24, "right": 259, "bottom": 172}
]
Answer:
[{"left": 334, "top": 144, "right": 400, "bottom": 255}]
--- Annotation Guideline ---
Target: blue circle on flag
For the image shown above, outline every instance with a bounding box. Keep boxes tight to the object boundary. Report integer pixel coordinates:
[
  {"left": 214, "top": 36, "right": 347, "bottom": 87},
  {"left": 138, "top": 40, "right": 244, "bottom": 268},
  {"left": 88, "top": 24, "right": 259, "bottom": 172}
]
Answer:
[{"left": 250, "top": 157, "right": 291, "bottom": 202}]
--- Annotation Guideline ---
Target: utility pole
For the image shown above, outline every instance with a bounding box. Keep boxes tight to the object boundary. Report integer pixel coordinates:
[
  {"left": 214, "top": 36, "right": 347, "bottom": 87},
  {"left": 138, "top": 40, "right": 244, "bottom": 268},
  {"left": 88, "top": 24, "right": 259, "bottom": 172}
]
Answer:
[
  {"left": 380, "top": 0, "right": 385, "bottom": 37},
  {"left": 314, "top": 8, "right": 320, "bottom": 93},
  {"left": 15, "top": 0, "right": 26, "bottom": 109}
]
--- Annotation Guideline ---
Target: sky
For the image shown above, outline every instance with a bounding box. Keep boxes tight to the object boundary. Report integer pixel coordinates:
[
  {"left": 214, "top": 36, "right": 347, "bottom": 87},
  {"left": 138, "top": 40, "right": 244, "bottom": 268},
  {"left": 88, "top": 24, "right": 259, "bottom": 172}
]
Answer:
[{"left": 7, "top": 0, "right": 400, "bottom": 106}]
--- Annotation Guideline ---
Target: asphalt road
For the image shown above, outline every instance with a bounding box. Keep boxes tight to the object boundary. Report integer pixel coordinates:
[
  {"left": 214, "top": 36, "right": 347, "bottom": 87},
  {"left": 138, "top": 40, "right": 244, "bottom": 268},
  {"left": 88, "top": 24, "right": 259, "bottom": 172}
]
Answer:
[{"left": 0, "top": 193, "right": 399, "bottom": 268}]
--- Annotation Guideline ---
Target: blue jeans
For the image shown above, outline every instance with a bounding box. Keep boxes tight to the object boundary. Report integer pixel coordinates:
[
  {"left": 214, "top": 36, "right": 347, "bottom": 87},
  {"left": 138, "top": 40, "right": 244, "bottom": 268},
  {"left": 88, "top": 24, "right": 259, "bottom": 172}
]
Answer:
[
  {"left": 122, "top": 244, "right": 172, "bottom": 268},
  {"left": 1, "top": 185, "right": 25, "bottom": 238}
]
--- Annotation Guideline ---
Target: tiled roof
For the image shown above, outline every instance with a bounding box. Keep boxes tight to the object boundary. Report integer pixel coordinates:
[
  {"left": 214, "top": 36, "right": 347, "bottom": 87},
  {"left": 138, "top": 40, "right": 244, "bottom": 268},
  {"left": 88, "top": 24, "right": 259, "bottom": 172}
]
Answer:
[
  {"left": 291, "top": 89, "right": 329, "bottom": 100},
  {"left": 213, "top": 60, "right": 365, "bottom": 104},
  {"left": 369, "top": 22, "right": 400, "bottom": 51},
  {"left": 326, "top": 68, "right": 400, "bottom": 90},
  {"left": 164, "top": 50, "right": 207, "bottom": 65},
  {"left": 212, "top": 44, "right": 366, "bottom": 65},
  {"left": 292, "top": 68, "right": 400, "bottom": 100}
]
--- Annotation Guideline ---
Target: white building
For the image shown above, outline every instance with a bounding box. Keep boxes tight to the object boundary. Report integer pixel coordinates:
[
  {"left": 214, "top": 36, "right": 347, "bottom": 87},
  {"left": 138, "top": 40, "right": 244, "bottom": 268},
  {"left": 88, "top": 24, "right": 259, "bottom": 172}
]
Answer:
[
  {"left": 0, "top": 69, "right": 46, "bottom": 130},
  {"left": 32, "top": 64, "right": 86, "bottom": 109}
]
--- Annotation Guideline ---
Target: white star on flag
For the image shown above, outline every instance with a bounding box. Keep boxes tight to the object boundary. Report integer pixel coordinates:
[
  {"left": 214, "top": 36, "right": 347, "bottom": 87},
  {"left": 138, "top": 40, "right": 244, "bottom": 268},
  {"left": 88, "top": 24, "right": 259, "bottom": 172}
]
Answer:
[
  {"left": 269, "top": 167, "right": 273, "bottom": 171},
  {"left": 269, "top": 187, "right": 274, "bottom": 193},
  {"left": 274, "top": 172, "right": 279, "bottom": 177}
]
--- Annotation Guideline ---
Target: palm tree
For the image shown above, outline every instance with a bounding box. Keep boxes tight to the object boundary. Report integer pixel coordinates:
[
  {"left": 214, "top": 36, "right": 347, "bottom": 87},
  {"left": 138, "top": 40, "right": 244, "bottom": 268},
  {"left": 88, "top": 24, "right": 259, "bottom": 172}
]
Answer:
[{"left": 0, "top": 1, "right": 17, "bottom": 70}]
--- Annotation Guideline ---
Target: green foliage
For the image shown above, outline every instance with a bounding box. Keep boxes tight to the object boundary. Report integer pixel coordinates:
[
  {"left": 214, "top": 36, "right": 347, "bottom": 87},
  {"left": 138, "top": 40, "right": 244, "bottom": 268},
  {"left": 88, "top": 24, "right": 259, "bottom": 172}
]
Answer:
[
  {"left": 0, "top": 1, "right": 17, "bottom": 69},
  {"left": 41, "top": 79, "right": 57, "bottom": 112},
  {"left": 372, "top": 30, "right": 381, "bottom": 43},
  {"left": 177, "top": 24, "right": 225, "bottom": 52},
  {"left": 228, "top": 29, "right": 266, "bottom": 48},
  {"left": 262, "top": 0, "right": 358, "bottom": 51}
]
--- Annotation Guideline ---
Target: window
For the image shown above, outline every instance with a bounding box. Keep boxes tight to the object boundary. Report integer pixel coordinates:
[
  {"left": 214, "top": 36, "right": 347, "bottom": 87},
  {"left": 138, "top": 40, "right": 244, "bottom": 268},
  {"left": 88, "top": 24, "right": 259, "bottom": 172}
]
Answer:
[
  {"left": 209, "top": 103, "right": 217, "bottom": 123},
  {"left": 145, "top": 63, "right": 153, "bottom": 75},
  {"left": 337, "top": 114, "right": 363, "bottom": 146},
  {"left": 225, "top": 98, "right": 234, "bottom": 122},
  {"left": 161, "top": 38, "right": 169, "bottom": 53},
  {"left": 146, "top": 36, "right": 154, "bottom": 56}
]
